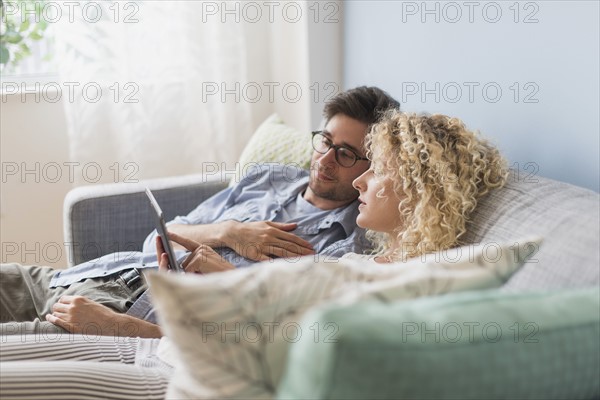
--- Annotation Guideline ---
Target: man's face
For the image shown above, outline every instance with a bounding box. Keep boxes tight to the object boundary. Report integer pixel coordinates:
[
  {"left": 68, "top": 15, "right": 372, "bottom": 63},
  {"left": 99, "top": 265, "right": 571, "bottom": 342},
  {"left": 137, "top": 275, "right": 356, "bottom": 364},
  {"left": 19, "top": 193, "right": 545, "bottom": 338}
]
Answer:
[{"left": 307, "top": 114, "right": 370, "bottom": 209}]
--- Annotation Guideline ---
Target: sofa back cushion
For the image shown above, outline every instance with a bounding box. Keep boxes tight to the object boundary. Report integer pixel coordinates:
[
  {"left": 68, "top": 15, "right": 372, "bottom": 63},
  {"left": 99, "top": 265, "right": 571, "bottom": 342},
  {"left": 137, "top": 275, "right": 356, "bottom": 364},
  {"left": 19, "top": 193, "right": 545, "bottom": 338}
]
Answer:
[{"left": 463, "top": 170, "right": 599, "bottom": 290}]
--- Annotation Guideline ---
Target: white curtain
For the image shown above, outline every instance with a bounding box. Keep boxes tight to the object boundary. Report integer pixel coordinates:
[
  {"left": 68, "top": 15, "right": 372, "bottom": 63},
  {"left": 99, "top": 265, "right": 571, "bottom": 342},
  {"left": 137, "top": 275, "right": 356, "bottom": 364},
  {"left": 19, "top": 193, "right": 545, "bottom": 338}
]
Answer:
[{"left": 54, "top": 1, "right": 339, "bottom": 183}]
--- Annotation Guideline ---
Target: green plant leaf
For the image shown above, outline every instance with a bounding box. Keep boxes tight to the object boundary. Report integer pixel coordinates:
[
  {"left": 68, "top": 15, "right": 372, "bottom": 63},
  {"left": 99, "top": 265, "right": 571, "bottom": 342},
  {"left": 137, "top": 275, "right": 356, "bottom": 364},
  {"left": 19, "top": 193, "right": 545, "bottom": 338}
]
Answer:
[
  {"left": 19, "top": 42, "right": 30, "bottom": 56},
  {"left": 18, "top": 19, "right": 31, "bottom": 32},
  {"left": 1, "top": 1, "right": 53, "bottom": 68},
  {"left": 0, "top": 46, "right": 9, "bottom": 64},
  {"left": 3, "top": 30, "right": 23, "bottom": 44},
  {"left": 2, "top": 20, "right": 14, "bottom": 34}
]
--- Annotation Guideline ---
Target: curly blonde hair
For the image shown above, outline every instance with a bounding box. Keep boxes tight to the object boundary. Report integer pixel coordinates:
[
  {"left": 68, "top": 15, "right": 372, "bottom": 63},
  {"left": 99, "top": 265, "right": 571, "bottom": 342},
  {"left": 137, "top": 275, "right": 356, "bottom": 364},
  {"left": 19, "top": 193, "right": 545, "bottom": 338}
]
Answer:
[{"left": 365, "top": 110, "right": 508, "bottom": 261}]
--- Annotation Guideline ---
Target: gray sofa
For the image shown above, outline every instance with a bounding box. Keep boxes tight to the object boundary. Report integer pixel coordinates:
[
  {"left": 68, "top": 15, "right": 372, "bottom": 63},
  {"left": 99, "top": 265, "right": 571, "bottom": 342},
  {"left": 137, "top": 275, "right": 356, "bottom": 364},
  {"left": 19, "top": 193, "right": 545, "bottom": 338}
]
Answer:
[
  {"left": 64, "top": 169, "right": 599, "bottom": 290},
  {"left": 63, "top": 170, "right": 600, "bottom": 398},
  {"left": 63, "top": 174, "right": 228, "bottom": 266}
]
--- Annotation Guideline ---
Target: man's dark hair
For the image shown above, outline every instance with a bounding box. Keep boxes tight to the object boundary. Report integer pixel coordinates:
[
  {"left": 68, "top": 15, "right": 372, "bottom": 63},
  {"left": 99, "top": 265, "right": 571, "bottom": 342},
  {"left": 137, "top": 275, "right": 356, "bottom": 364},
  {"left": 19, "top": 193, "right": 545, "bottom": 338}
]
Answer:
[{"left": 323, "top": 86, "right": 400, "bottom": 127}]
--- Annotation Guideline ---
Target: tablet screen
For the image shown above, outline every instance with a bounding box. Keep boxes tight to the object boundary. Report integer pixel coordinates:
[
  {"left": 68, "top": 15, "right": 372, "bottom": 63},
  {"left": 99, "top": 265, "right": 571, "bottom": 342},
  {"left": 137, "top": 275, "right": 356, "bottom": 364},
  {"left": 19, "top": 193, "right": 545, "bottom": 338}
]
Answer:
[{"left": 145, "top": 188, "right": 184, "bottom": 272}]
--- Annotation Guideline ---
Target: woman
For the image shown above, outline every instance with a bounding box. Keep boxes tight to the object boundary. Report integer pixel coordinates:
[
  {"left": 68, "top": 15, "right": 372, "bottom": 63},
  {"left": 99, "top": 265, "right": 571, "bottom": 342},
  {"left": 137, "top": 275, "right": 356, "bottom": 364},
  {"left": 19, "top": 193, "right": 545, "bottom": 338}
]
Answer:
[
  {"left": 0, "top": 110, "right": 508, "bottom": 399},
  {"left": 347, "top": 109, "right": 507, "bottom": 262}
]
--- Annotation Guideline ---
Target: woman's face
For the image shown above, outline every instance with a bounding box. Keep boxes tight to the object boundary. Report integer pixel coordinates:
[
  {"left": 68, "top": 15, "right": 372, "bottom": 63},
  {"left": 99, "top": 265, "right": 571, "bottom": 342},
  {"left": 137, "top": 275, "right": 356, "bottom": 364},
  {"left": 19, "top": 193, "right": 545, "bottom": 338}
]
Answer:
[{"left": 352, "top": 168, "right": 403, "bottom": 234}]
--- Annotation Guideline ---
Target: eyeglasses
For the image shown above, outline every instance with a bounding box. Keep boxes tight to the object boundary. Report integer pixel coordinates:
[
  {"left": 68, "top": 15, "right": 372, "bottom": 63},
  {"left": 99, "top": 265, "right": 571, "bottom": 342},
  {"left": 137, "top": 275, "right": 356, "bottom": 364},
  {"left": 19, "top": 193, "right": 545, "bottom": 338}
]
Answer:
[{"left": 311, "top": 131, "right": 369, "bottom": 168}]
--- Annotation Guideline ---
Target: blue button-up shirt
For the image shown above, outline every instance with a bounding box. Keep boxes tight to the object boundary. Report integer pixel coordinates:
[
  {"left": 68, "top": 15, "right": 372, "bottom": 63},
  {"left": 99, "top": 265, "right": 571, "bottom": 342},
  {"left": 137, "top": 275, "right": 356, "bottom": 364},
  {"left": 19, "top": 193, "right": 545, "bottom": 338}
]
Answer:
[
  {"left": 142, "top": 163, "right": 368, "bottom": 267},
  {"left": 50, "top": 164, "right": 369, "bottom": 322}
]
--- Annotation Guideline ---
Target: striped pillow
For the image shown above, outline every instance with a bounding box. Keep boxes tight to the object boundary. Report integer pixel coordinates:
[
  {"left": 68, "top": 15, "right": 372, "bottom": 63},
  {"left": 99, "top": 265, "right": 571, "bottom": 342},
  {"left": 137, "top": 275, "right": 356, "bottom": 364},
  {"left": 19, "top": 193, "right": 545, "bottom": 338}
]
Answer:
[{"left": 148, "top": 237, "right": 541, "bottom": 399}]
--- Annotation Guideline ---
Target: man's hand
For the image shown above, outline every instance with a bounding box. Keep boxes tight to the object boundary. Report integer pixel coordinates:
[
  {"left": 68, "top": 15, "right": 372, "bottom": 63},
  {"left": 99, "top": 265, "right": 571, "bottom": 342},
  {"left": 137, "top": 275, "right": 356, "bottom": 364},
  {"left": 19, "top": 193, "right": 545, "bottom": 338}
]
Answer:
[
  {"left": 221, "top": 220, "right": 315, "bottom": 261},
  {"left": 166, "top": 220, "right": 315, "bottom": 262},
  {"left": 45, "top": 296, "right": 161, "bottom": 337},
  {"left": 157, "top": 232, "right": 235, "bottom": 274}
]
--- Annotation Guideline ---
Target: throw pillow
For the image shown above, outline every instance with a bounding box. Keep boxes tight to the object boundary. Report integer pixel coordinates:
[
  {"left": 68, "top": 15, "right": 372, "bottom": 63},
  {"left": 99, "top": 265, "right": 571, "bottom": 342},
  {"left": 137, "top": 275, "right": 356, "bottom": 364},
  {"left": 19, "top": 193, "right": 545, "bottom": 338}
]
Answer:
[
  {"left": 232, "top": 113, "right": 313, "bottom": 186},
  {"left": 277, "top": 287, "right": 600, "bottom": 399},
  {"left": 148, "top": 237, "right": 542, "bottom": 400}
]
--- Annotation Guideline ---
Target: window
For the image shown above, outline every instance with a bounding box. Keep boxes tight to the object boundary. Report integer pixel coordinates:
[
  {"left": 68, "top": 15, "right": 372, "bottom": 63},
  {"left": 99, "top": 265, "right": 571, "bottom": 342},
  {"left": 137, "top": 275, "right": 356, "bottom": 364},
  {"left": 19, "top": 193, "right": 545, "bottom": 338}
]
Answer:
[{"left": 1, "top": 1, "right": 57, "bottom": 83}]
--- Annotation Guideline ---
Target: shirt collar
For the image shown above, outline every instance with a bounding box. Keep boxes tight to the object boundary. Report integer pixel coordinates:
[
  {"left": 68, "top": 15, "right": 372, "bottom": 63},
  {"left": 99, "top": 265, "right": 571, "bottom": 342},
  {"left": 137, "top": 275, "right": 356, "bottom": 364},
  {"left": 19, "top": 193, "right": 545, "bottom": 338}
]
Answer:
[
  {"left": 291, "top": 187, "right": 362, "bottom": 236},
  {"left": 323, "top": 199, "right": 362, "bottom": 236},
  {"left": 272, "top": 167, "right": 362, "bottom": 236}
]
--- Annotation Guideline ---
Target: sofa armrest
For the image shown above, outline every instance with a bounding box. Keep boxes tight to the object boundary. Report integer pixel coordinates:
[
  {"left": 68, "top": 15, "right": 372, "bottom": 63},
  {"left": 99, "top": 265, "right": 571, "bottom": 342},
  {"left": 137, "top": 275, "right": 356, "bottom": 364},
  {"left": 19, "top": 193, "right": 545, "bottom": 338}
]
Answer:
[{"left": 63, "top": 174, "right": 228, "bottom": 266}]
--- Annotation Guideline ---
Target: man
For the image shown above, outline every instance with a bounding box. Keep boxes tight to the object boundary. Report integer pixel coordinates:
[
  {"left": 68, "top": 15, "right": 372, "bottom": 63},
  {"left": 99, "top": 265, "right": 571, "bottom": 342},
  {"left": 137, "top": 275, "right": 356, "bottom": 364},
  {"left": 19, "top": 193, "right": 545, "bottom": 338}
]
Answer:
[{"left": 0, "top": 86, "right": 400, "bottom": 338}]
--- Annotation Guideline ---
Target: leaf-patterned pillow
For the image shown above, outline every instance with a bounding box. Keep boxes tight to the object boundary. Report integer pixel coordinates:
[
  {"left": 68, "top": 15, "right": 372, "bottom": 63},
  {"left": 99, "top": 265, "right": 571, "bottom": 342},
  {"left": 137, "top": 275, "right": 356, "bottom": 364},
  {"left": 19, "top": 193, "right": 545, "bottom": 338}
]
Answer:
[{"left": 147, "top": 237, "right": 542, "bottom": 399}]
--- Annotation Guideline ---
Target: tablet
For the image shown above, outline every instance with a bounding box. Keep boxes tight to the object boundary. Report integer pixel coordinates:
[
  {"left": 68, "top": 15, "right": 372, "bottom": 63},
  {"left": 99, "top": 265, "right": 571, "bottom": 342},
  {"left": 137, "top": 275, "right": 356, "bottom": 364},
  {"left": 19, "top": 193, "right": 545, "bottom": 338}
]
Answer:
[{"left": 145, "top": 188, "right": 184, "bottom": 272}]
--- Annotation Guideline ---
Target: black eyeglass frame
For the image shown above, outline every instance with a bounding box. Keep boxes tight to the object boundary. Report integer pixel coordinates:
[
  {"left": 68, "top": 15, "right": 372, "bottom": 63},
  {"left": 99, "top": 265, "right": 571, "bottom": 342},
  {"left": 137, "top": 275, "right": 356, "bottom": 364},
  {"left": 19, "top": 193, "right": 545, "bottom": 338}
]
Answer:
[{"left": 311, "top": 131, "right": 369, "bottom": 168}]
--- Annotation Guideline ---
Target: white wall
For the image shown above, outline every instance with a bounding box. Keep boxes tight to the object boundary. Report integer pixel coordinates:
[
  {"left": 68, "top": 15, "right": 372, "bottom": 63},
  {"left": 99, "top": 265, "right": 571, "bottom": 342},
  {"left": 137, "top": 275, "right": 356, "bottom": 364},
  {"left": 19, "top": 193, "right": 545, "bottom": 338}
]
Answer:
[{"left": 344, "top": 1, "right": 599, "bottom": 192}]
